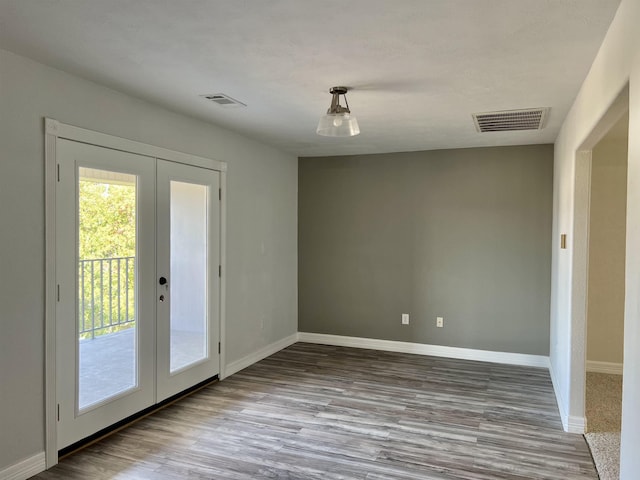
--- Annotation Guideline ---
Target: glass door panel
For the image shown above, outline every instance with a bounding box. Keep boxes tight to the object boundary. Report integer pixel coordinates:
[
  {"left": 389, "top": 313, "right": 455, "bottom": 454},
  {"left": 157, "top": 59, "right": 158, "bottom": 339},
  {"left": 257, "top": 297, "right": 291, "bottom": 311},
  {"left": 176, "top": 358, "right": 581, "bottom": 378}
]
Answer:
[
  {"left": 169, "top": 181, "right": 209, "bottom": 372},
  {"left": 77, "top": 167, "right": 138, "bottom": 410}
]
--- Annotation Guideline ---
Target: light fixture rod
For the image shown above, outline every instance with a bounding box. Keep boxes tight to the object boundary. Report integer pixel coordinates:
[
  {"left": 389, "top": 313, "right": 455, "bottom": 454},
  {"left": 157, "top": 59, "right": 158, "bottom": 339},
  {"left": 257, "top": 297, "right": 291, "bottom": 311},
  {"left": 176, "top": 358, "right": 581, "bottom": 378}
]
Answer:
[
  {"left": 317, "top": 86, "right": 360, "bottom": 137},
  {"left": 328, "top": 86, "right": 350, "bottom": 114},
  {"left": 329, "top": 92, "right": 340, "bottom": 112}
]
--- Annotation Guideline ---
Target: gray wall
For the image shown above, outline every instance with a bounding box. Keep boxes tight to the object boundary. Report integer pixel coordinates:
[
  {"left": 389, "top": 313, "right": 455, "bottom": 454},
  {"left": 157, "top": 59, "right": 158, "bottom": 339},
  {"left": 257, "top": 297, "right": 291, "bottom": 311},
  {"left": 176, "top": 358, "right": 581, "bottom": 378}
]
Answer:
[
  {"left": 587, "top": 133, "right": 627, "bottom": 364},
  {"left": 299, "top": 145, "right": 553, "bottom": 355},
  {"left": 0, "top": 48, "right": 297, "bottom": 469}
]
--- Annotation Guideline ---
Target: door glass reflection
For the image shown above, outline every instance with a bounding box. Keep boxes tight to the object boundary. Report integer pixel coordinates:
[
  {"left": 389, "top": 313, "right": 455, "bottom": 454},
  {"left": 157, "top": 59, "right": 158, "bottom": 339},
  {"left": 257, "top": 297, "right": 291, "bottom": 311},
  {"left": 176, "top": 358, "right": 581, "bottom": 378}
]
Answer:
[{"left": 169, "top": 181, "right": 209, "bottom": 372}]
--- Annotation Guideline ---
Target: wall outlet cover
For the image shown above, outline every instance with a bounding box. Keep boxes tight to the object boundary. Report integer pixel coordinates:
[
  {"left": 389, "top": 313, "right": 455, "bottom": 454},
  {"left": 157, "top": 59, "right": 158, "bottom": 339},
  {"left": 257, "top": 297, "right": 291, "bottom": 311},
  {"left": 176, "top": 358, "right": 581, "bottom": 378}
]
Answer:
[
  {"left": 437, "top": 316, "right": 444, "bottom": 328},
  {"left": 402, "top": 313, "right": 410, "bottom": 325}
]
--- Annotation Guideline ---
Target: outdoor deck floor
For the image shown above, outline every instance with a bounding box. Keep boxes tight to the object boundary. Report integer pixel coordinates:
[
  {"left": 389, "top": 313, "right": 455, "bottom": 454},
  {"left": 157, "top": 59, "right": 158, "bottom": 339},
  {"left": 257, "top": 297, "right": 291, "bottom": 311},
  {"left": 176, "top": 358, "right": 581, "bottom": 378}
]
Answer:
[{"left": 79, "top": 327, "right": 205, "bottom": 408}]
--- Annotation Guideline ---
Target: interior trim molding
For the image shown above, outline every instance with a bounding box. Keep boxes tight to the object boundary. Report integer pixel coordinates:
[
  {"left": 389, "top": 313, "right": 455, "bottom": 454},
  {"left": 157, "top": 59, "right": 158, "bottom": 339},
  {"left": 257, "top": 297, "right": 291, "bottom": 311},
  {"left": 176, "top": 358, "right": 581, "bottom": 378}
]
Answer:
[
  {"left": 567, "top": 415, "right": 587, "bottom": 434},
  {"left": 225, "top": 333, "right": 299, "bottom": 378},
  {"left": 297, "top": 332, "right": 550, "bottom": 368},
  {"left": 44, "top": 118, "right": 58, "bottom": 468},
  {"left": 586, "top": 360, "right": 623, "bottom": 375},
  {"left": 44, "top": 118, "right": 227, "bottom": 172},
  {"left": 218, "top": 169, "right": 228, "bottom": 380},
  {"left": 0, "top": 452, "right": 46, "bottom": 480}
]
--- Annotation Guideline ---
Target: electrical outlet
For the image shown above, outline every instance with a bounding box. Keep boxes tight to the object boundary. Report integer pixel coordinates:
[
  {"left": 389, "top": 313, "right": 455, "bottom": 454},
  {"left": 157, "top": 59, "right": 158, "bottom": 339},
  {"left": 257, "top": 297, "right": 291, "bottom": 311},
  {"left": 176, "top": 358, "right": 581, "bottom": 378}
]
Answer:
[
  {"left": 436, "top": 316, "right": 444, "bottom": 328},
  {"left": 402, "top": 313, "right": 410, "bottom": 325}
]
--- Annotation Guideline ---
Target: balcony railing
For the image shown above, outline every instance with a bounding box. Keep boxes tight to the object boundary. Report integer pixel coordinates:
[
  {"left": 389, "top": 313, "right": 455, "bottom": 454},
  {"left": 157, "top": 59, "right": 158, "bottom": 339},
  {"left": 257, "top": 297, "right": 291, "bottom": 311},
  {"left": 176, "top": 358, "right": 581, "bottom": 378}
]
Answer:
[{"left": 79, "top": 256, "right": 135, "bottom": 340}]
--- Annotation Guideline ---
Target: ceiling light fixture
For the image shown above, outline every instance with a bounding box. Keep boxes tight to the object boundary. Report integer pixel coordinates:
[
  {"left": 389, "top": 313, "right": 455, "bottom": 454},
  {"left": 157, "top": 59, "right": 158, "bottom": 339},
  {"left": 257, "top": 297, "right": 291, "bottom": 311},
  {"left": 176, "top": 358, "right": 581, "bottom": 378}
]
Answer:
[{"left": 316, "top": 86, "right": 360, "bottom": 137}]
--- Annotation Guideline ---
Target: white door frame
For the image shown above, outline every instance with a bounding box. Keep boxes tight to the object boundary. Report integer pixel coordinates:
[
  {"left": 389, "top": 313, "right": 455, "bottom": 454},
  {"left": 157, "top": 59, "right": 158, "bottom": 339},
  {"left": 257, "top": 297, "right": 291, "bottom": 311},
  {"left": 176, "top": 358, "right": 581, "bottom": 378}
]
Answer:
[
  {"left": 44, "top": 118, "right": 227, "bottom": 468},
  {"left": 567, "top": 85, "right": 628, "bottom": 433}
]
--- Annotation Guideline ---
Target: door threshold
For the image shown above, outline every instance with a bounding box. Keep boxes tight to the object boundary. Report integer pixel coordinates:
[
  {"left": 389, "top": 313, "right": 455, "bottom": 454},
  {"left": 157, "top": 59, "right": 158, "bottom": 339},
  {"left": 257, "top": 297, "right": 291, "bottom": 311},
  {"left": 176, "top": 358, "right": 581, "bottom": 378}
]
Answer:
[{"left": 59, "top": 375, "right": 219, "bottom": 459}]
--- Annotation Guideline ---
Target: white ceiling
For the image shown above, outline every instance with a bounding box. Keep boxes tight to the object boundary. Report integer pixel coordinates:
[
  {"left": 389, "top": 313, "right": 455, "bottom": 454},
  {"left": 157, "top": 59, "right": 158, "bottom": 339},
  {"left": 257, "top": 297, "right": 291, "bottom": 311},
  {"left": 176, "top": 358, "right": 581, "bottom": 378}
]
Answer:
[{"left": 0, "top": 0, "right": 621, "bottom": 157}]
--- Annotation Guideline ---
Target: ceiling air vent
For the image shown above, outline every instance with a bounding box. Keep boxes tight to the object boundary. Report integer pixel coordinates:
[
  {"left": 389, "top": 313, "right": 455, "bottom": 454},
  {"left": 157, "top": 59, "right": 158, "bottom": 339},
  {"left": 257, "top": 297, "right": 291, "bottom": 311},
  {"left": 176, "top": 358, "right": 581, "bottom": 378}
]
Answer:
[
  {"left": 200, "top": 93, "right": 247, "bottom": 108},
  {"left": 472, "top": 108, "right": 549, "bottom": 132}
]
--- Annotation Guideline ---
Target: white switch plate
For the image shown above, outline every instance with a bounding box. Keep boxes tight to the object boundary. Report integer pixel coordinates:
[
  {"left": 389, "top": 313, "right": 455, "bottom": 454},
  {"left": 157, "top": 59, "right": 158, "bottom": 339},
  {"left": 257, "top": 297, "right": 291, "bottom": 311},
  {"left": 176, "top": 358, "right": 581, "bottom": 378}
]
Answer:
[
  {"left": 402, "top": 313, "right": 410, "bottom": 325},
  {"left": 436, "top": 316, "right": 444, "bottom": 328}
]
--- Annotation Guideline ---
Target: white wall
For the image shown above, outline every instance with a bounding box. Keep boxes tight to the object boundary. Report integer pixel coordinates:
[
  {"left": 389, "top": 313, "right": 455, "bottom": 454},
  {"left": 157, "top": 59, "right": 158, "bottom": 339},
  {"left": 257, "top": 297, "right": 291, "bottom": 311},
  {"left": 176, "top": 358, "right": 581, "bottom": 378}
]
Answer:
[
  {"left": 551, "top": 0, "right": 640, "bottom": 476},
  {"left": 0, "top": 49, "right": 298, "bottom": 471}
]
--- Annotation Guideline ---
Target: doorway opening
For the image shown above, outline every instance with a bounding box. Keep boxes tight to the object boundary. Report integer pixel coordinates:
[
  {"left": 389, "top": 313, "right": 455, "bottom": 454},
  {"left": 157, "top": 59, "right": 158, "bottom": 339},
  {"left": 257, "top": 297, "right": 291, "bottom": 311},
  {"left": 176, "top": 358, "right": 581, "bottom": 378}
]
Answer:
[
  {"left": 571, "top": 86, "right": 628, "bottom": 479},
  {"left": 584, "top": 111, "right": 628, "bottom": 479}
]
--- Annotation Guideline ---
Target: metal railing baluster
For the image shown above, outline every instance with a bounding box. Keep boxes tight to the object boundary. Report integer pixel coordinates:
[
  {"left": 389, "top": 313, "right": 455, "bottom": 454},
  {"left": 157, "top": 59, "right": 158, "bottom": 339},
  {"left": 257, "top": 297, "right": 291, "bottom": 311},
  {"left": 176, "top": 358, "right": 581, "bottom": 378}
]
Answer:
[
  {"left": 100, "top": 259, "right": 104, "bottom": 330},
  {"left": 109, "top": 261, "right": 113, "bottom": 329},
  {"left": 125, "top": 257, "right": 129, "bottom": 325},
  {"left": 117, "top": 258, "right": 121, "bottom": 331},
  {"left": 81, "top": 261, "right": 85, "bottom": 335},
  {"left": 78, "top": 256, "right": 135, "bottom": 339},
  {"left": 90, "top": 260, "right": 95, "bottom": 340}
]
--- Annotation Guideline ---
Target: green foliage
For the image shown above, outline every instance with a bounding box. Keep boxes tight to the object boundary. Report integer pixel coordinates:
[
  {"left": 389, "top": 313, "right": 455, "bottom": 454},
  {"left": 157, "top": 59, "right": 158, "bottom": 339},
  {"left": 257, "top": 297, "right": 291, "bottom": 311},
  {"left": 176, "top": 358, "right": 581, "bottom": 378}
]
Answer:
[
  {"left": 79, "top": 181, "right": 136, "bottom": 260},
  {"left": 78, "top": 180, "right": 137, "bottom": 339}
]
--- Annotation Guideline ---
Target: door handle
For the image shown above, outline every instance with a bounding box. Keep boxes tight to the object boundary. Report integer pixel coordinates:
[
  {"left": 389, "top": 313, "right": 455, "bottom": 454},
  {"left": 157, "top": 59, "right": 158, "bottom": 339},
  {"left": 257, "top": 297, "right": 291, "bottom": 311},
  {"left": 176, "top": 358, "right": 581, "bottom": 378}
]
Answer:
[{"left": 159, "top": 277, "right": 168, "bottom": 299}]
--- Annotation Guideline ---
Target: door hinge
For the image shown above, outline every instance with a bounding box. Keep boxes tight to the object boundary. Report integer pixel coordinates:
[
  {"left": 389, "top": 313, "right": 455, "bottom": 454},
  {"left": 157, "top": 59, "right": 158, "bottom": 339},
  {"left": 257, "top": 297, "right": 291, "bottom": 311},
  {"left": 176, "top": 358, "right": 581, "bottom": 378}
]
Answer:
[
  {"left": 219, "top": 188, "right": 221, "bottom": 201},
  {"left": 57, "top": 164, "right": 60, "bottom": 182},
  {"left": 57, "top": 284, "right": 60, "bottom": 302},
  {"left": 218, "top": 265, "right": 221, "bottom": 277},
  {"left": 57, "top": 404, "right": 60, "bottom": 422},
  {"left": 218, "top": 342, "right": 221, "bottom": 354}
]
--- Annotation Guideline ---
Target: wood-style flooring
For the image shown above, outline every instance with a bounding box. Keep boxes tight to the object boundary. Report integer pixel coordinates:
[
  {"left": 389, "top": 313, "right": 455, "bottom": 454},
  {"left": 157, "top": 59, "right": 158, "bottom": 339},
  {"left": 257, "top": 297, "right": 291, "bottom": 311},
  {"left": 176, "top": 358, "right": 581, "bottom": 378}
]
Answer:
[{"left": 32, "top": 343, "right": 598, "bottom": 479}]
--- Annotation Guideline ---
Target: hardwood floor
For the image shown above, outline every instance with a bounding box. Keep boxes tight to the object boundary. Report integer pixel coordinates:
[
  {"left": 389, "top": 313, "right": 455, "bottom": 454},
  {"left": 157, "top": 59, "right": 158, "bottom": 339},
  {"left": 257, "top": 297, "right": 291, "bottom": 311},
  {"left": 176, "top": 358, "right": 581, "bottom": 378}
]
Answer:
[{"left": 33, "top": 343, "right": 597, "bottom": 479}]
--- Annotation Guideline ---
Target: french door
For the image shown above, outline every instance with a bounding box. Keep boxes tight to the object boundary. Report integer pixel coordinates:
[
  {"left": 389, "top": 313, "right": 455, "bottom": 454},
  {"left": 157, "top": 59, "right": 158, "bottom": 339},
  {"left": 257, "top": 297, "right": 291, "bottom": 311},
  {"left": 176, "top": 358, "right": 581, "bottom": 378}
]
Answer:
[
  {"left": 56, "top": 140, "right": 220, "bottom": 449},
  {"left": 156, "top": 159, "right": 220, "bottom": 401}
]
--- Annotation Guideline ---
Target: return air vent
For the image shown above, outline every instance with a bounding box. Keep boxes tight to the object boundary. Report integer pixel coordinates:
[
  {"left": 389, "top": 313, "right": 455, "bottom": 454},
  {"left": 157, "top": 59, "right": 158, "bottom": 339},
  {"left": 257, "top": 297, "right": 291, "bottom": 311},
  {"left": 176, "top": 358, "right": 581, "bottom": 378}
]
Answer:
[
  {"left": 472, "top": 108, "right": 549, "bottom": 132},
  {"left": 200, "top": 93, "right": 247, "bottom": 108}
]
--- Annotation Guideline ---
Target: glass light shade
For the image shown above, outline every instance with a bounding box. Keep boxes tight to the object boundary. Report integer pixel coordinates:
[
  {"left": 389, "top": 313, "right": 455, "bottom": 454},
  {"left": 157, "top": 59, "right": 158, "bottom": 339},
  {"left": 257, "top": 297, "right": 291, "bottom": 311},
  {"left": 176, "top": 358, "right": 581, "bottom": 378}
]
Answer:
[{"left": 316, "top": 113, "right": 360, "bottom": 137}]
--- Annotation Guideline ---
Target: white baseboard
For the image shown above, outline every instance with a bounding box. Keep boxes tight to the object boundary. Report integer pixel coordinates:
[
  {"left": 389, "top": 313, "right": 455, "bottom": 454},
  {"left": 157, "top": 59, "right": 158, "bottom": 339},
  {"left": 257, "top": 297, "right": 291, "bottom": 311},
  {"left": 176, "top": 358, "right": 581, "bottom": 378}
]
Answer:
[
  {"left": 224, "top": 333, "right": 298, "bottom": 377},
  {"left": 0, "top": 452, "right": 46, "bottom": 480},
  {"left": 297, "top": 332, "right": 550, "bottom": 368},
  {"left": 586, "top": 360, "right": 623, "bottom": 375},
  {"left": 548, "top": 361, "right": 585, "bottom": 434},
  {"left": 548, "top": 361, "right": 570, "bottom": 432}
]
